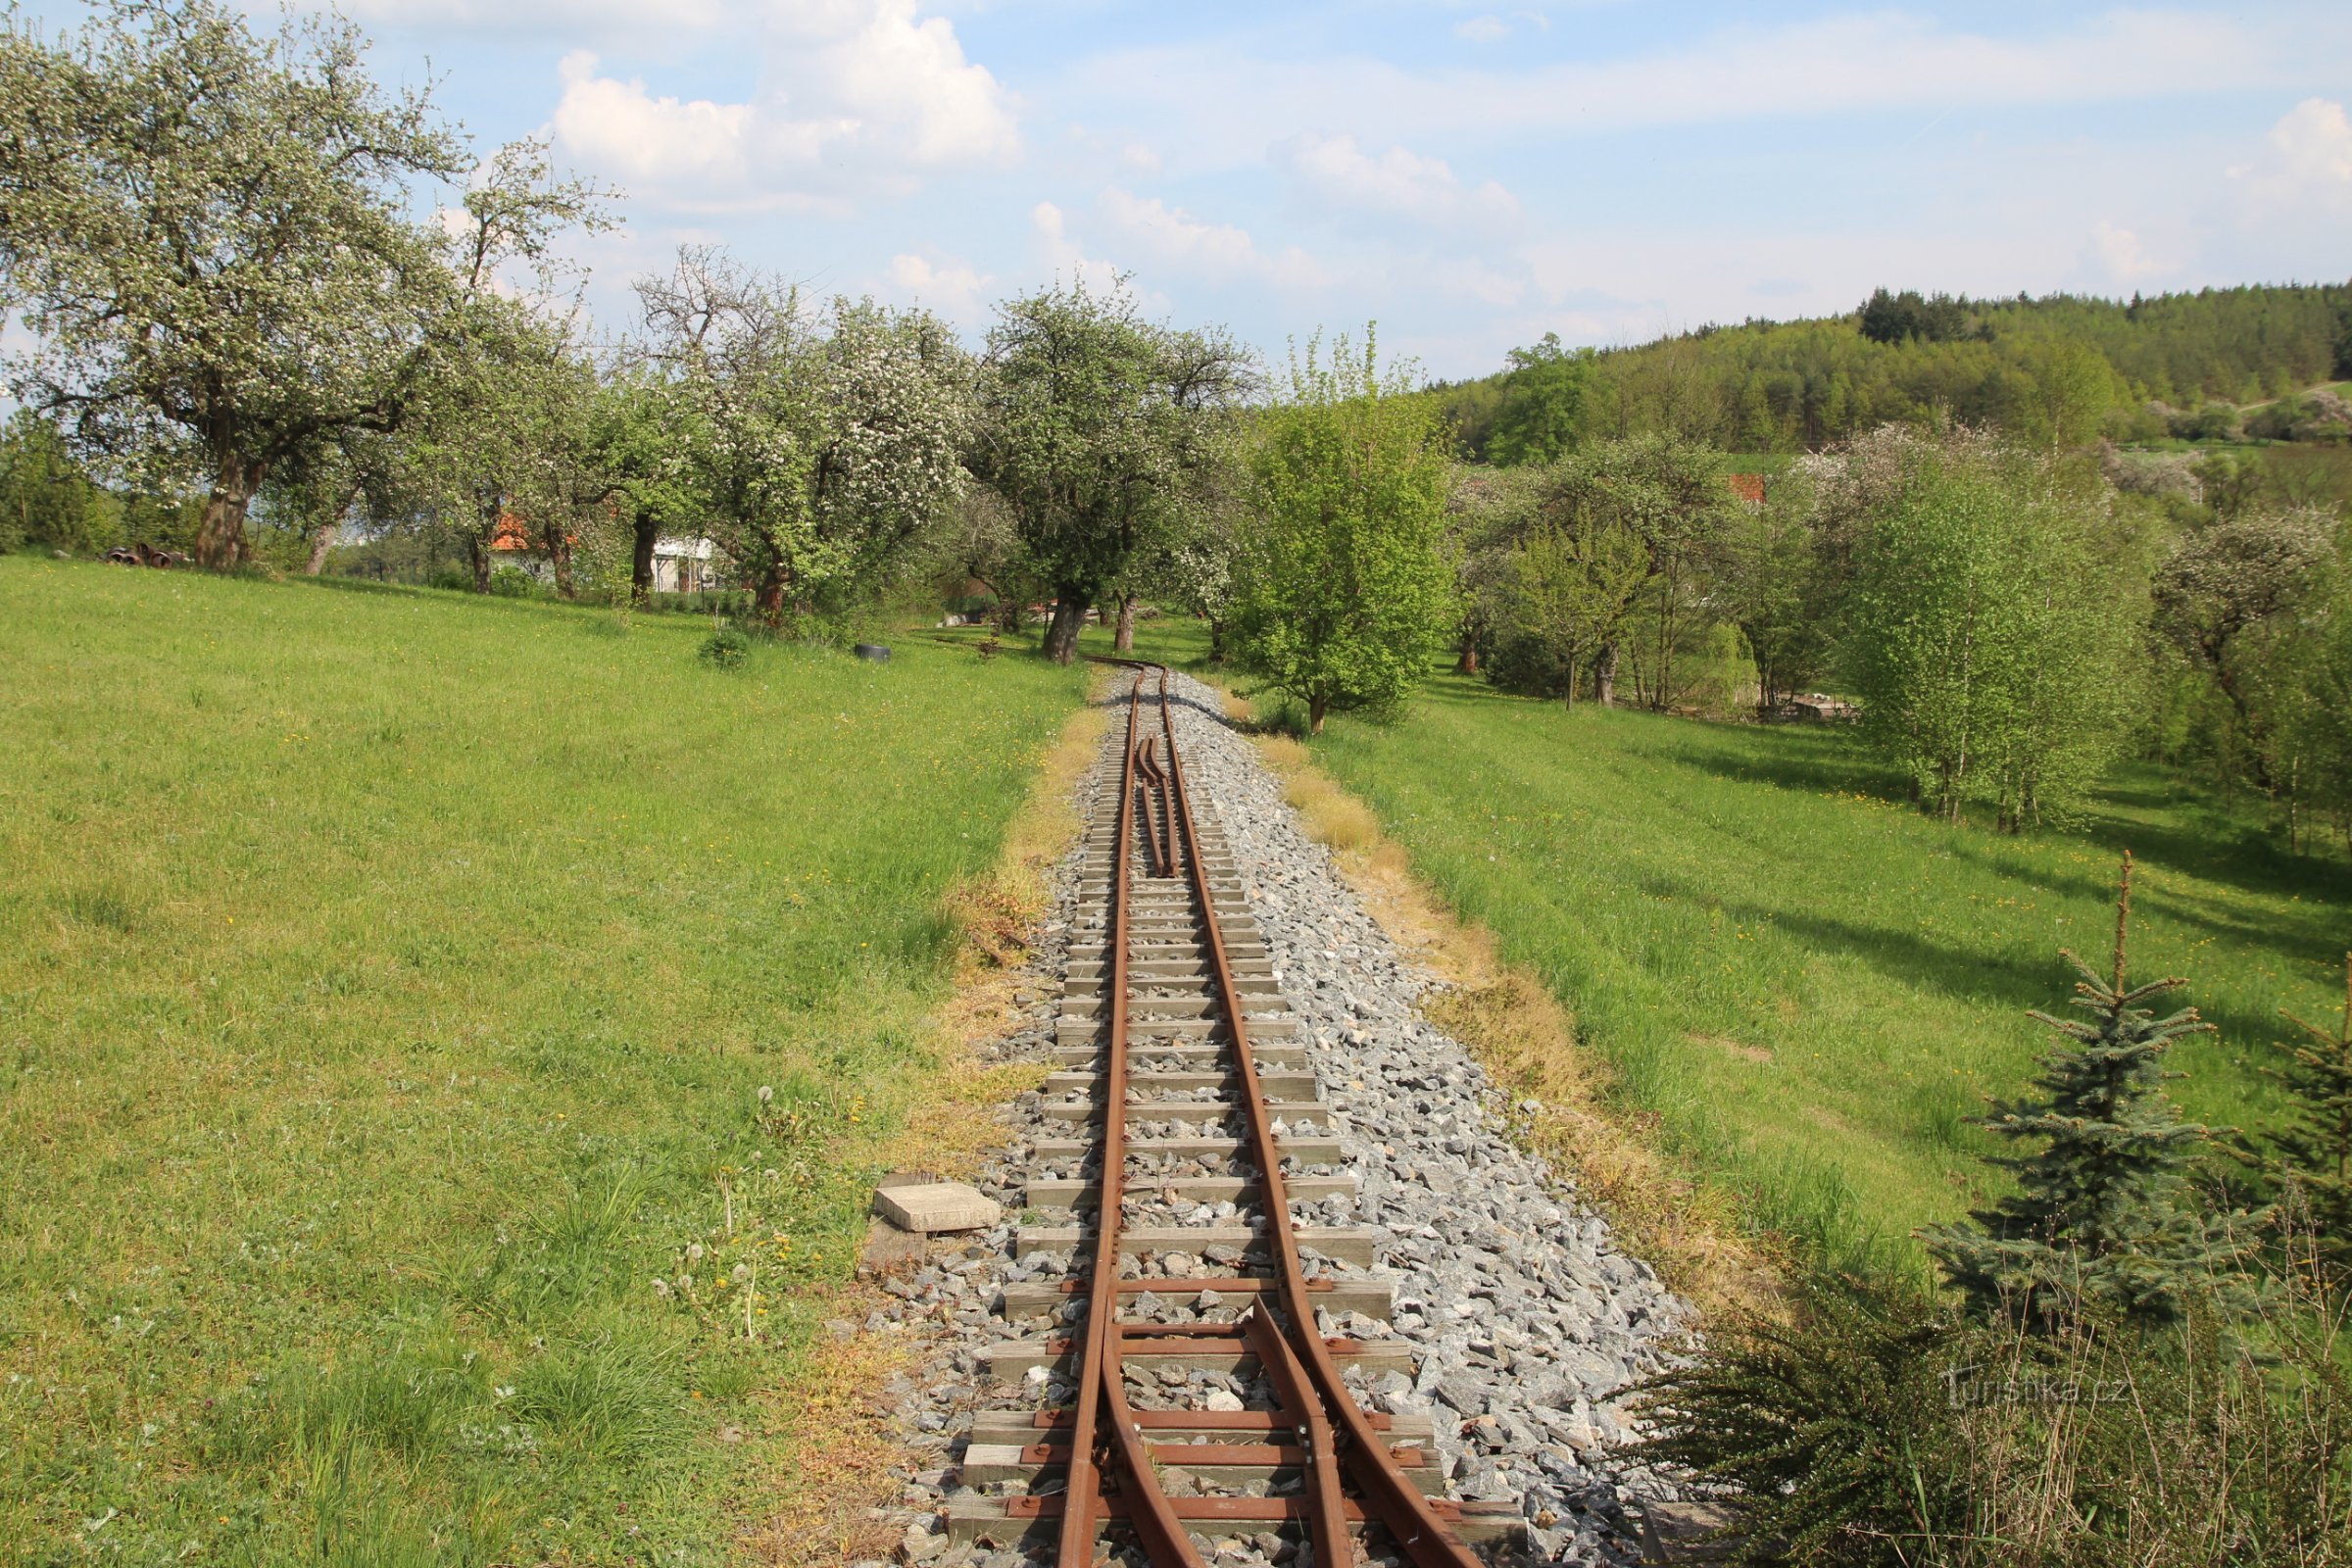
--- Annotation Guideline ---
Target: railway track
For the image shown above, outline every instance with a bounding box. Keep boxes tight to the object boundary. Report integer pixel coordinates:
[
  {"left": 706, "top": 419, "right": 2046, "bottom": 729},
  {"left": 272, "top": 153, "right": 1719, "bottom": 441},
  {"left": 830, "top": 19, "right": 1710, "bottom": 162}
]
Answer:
[{"left": 948, "top": 664, "right": 1522, "bottom": 1565}]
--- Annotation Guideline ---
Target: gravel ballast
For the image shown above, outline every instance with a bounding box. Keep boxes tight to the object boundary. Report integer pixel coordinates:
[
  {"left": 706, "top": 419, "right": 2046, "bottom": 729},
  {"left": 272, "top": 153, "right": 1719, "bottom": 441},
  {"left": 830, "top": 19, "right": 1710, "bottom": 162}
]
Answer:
[{"left": 863, "top": 672, "right": 1689, "bottom": 1568}]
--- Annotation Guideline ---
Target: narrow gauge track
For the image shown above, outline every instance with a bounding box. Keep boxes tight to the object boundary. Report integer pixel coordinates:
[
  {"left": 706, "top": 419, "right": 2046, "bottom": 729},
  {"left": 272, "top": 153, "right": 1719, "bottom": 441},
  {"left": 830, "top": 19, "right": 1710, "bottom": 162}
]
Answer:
[{"left": 950, "top": 665, "right": 1519, "bottom": 1565}]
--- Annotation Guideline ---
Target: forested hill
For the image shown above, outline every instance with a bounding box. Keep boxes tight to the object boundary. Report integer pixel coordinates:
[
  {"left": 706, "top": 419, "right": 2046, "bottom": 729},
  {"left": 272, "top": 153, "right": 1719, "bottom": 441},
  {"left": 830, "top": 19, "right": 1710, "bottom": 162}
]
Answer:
[{"left": 1432, "top": 282, "right": 2352, "bottom": 460}]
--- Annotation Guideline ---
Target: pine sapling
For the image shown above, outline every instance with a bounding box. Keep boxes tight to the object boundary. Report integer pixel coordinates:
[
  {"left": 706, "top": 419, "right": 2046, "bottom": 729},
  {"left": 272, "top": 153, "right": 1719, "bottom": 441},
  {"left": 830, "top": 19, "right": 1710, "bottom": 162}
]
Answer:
[
  {"left": 1923, "top": 852, "right": 2247, "bottom": 1329},
  {"left": 2270, "top": 952, "right": 2352, "bottom": 1284}
]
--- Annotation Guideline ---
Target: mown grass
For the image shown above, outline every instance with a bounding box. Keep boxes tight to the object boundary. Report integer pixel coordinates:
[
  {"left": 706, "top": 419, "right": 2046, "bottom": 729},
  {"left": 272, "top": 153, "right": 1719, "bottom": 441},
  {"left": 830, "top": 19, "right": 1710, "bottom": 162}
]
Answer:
[
  {"left": 1118, "top": 618, "right": 2352, "bottom": 1276},
  {"left": 0, "top": 560, "right": 1084, "bottom": 1564}
]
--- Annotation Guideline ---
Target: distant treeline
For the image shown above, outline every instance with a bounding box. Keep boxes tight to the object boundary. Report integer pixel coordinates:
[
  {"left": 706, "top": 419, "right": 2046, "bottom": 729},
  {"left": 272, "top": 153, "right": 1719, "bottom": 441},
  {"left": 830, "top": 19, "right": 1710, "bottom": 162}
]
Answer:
[{"left": 1428, "top": 283, "right": 2352, "bottom": 459}]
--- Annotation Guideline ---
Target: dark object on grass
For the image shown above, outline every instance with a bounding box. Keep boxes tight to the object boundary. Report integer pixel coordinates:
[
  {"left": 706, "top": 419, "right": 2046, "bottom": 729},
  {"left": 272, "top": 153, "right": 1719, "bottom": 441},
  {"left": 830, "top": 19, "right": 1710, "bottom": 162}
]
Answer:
[
  {"left": 107, "top": 541, "right": 187, "bottom": 567},
  {"left": 700, "top": 628, "right": 749, "bottom": 669},
  {"left": 854, "top": 643, "right": 891, "bottom": 662}
]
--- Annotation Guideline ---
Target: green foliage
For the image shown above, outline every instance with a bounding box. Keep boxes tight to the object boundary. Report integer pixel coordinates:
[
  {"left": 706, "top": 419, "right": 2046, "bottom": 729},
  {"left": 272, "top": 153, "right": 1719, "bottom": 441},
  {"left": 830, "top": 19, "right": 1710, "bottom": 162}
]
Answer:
[
  {"left": 1480, "top": 434, "right": 1740, "bottom": 708},
  {"left": 0, "top": 1, "right": 466, "bottom": 564},
  {"left": 1641, "top": 1247, "right": 2352, "bottom": 1567},
  {"left": 1858, "top": 287, "right": 1984, "bottom": 346},
  {"left": 1228, "top": 329, "right": 1454, "bottom": 733},
  {"left": 1716, "top": 472, "right": 1839, "bottom": 710},
  {"left": 1433, "top": 285, "right": 2351, "bottom": 456},
  {"left": 0, "top": 411, "right": 110, "bottom": 554},
  {"left": 636, "top": 250, "right": 973, "bottom": 624},
  {"left": 2268, "top": 955, "right": 2352, "bottom": 1281},
  {"left": 486, "top": 564, "right": 536, "bottom": 599},
  {"left": 698, "top": 627, "right": 750, "bottom": 668},
  {"left": 1491, "top": 509, "right": 1648, "bottom": 702},
  {"left": 0, "top": 559, "right": 1084, "bottom": 1560},
  {"left": 1487, "top": 332, "right": 1597, "bottom": 466},
  {"left": 971, "top": 275, "right": 1250, "bottom": 662},
  {"left": 1922, "top": 857, "right": 2244, "bottom": 1330},
  {"left": 1840, "top": 427, "right": 2144, "bottom": 828},
  {"left": 1636, "top": 1272, "right": 1981, "bottom": 1564}
]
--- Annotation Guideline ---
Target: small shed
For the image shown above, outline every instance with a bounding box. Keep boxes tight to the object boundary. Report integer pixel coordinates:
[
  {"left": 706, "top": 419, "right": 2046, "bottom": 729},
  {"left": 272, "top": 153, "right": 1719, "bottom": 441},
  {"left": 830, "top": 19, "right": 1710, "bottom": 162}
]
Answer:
[
  {"left": 652, "top": 536, "right": 718, "bottom": 594},
  {"left": 1784, "top": 693, "right": 1860, "bottom": 722}
]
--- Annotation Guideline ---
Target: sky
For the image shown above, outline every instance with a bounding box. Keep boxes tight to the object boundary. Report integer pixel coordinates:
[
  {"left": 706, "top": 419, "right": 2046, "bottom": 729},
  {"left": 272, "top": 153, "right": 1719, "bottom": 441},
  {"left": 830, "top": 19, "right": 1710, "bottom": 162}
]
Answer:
[{"left": 27, "top": 1, "right": 2352, "bottom": 379}]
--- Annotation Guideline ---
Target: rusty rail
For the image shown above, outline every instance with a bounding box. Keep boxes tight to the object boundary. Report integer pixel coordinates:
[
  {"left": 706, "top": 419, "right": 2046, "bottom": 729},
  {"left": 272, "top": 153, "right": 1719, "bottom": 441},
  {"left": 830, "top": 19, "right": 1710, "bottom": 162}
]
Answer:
[{"left": 1054, "top": 661, "right": 1481, "bottom": 1568}]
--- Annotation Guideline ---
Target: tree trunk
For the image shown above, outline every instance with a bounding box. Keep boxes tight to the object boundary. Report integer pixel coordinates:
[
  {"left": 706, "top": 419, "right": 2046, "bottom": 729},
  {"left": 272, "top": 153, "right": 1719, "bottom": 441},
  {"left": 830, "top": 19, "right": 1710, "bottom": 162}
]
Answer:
[
  {"left": 544, "top": 522, "right": 576, "bottom": 600},
  {"left": 1455, "top": 630, "right": 1480, "bottom": 676},
  {"left": 756, "top": 564, "right": 788, "bottom": 627},
  {"left": 1309, "top": 693, "right": 1330, "bottom": 736},
  {"left": 303, "top": 521, "right": 336, "bottom": 576},
  {"left": 194, "top": 453, "right": 266, "bottom": 570},
  {"left": 631, "top": 513, "right": 661, "bottom": 604},
  {"left": 997, "top": 594, "right": 1025, "bottom": 637},
  {"left": 1113, "top": 594, "right": 1138, "bottom": 653},
  {"left": 1594, "top": 643, "right": 1620, "bottom": 707},
  {"left": 1207, "top": 616, "right": 1226, "bottom": 664},
  {"left": 1043, "top": 596, "right": 1088, "bottom": 664},
  {"left": 468, "top": 533, "right": 492, "bottom": 593}
]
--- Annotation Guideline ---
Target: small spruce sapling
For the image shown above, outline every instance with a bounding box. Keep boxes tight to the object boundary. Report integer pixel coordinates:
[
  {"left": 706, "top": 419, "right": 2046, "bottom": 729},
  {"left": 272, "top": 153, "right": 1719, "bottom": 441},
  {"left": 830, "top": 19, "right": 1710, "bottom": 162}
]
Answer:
[
  {"left": 1923, "top": 852, "right": 2247, "bottom": 1329},
  {"left": 2269, "top": 952, "right": 2352, "bottom": 1284}
]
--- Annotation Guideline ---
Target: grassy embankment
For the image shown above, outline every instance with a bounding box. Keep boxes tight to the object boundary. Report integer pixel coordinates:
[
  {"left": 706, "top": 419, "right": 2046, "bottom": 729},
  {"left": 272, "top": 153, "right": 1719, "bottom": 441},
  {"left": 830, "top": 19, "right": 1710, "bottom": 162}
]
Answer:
[
  {"left": 1120, "top": 620, "right": 2351, "bottom": 1277},
  {"left": 0, "top": 561, "right": 1085, "bottom": 1565}
]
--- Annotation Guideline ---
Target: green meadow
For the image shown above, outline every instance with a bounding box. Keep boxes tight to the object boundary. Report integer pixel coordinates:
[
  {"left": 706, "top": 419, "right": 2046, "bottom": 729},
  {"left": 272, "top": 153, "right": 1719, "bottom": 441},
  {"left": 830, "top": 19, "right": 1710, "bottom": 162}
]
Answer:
[
  {"left": 0, "top": 561, "right": 1082, "bottom": 1564},
  {"left": 1316, "top": 676, "right": 2352, "bottom": 1269},
  {"left": 1123, "top": 621, "right": 2352, "bottom": 1274}
]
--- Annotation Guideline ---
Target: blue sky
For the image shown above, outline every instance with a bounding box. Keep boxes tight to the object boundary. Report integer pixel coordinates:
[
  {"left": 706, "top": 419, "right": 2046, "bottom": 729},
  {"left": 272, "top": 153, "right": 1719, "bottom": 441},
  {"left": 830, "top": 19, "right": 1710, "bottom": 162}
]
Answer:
[{"left": 38, "top": 2, "right": 2352, "bottom": 377}]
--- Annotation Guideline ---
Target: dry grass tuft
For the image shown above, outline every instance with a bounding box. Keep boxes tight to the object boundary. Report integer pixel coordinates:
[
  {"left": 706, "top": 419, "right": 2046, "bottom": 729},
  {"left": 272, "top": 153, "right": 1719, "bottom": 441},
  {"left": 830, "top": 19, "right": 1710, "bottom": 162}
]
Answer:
[
  {"left": 741, "top": 1324, "right": 914, "bottom": 1565},
  {"left": 1229, "top": 687, "right": 1785, "bottom": 1320}
]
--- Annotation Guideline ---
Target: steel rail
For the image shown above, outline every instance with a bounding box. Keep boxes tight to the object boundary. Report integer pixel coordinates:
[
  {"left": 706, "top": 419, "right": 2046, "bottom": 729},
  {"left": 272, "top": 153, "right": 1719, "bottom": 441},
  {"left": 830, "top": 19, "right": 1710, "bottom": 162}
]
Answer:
[
  {"left": 1153, "top": 673, "right": 1483, "bottom": 1568},
  {"left": 1058, "top": 668, "right": 1203, "bottom": 1568},
  {"left": 1052, "top": 658, "right": 1479, "bottom": 1566}
]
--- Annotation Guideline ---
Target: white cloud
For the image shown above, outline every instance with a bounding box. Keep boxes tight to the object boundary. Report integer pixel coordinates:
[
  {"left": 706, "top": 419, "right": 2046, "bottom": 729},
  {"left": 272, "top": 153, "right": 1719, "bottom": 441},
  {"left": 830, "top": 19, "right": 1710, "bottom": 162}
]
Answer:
[
  {"left": 2088, "top": 219, "right": 2163, "bottom": 284},
  {"left": 1096, "top": 186, "right": 1329, "bottom": 290},
  {"left": 884, "top": 252, "right": 995, "bottom": 326},
  {"left": 1029, "top": 201, "right": 1134, "bottom": 300},
  {"left": 1454, "top": 15, "right": 1510, "bottom": 43},
  {"left": 548, "top": 2, "right": 1017, "bottom": 213},
  {"left": 1282, "top": 133, "right": 1519, "bottom": 230},
  {"left": 2229, "top": 97, "right": 2352, "bottom": 207},
  {"left": 1070, "top": 10, "right": 2318, "bottom": 171}
]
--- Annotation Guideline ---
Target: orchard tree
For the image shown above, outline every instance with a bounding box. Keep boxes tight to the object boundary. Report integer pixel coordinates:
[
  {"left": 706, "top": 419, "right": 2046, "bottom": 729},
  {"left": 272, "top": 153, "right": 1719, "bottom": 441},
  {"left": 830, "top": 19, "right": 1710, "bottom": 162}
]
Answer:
[
  {"left": 1531, "top": 434, "right": 1736, "bottom": 707},
  {"left": 395, "top": 305, "right": 609, "bottom": 595},
  {"left": 970, "top": 277, "right": 1250, "bottom": 663},
  {"left": 1716, "top": 473, "right": 1838, "bottom": 712},
  {"left": 1500, "top": 512, "right": 1649, "bottom": 706},
  {"left": 1229, "top": 330, "right": 1454, "bottom": 734},
  {"left": 0, "top": 5, "right": 609, "bottom": 569},
  {"left": 590, "top": 369, "right": 698, "bottom": 604},
  {"left": 1840, "top": 426, "right": 2143, "bottom": 828},
  {"left": 640, "top": 247, "right": 972, "bottom": 624},
  {"left": 1444, "top": 465, "right": 1544, "bottom": 676},
  {"left": 2151, "top": 508, "right": 2336, "bottom": 791}
]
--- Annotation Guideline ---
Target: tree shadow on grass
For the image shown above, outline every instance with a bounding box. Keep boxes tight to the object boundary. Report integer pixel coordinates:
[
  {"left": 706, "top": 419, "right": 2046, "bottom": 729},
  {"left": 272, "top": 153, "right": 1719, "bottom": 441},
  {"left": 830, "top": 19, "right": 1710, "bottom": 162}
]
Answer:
[{"left": 1939, "top": 835, "right": 2351, "bottom": 974}]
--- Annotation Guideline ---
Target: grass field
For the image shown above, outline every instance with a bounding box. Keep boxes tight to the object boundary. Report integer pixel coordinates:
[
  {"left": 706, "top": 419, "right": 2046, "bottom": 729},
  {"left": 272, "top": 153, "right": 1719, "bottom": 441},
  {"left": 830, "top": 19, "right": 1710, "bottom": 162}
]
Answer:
[
  {"left": 1121, "top": 620, "right": 2352, "bottom": 1274},
  {"left": 0, "top": 561, "right": 1084, "bottom": 1565}
]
